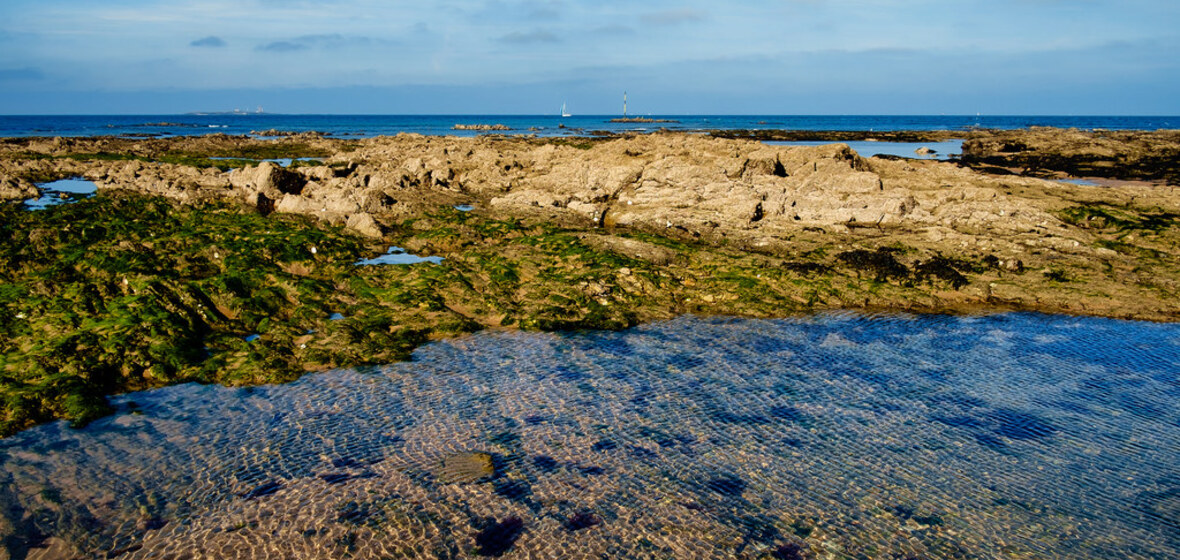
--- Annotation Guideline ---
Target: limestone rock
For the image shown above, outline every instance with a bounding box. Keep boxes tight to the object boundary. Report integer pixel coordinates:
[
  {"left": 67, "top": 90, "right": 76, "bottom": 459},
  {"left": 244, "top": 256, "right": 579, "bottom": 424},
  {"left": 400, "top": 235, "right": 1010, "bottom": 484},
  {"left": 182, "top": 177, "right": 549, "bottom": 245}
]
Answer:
[
  {"left": 231, "top": 162, "right": 306, "bottom": 197},
  {"left": 345, "top": 212, "right": 384, "bottom": 238},
  {"left": 0, "top": 176, "right": 37, "bottom": 200}
]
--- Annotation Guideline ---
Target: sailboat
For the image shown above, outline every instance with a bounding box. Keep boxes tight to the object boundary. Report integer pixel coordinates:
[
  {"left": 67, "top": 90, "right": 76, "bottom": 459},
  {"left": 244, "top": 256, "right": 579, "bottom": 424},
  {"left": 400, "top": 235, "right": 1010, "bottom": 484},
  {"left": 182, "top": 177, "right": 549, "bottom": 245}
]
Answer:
[{"left": 561, "top": 102, "right": 571, "bottom": 118}]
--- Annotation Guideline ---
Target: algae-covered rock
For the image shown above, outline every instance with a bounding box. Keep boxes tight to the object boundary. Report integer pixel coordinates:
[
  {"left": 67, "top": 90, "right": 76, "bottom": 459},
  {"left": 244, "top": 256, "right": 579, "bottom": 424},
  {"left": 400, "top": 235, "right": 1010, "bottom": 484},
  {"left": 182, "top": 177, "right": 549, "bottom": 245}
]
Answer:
[{"left": 440, "top": 452, "right": 495, "bottom": 483}]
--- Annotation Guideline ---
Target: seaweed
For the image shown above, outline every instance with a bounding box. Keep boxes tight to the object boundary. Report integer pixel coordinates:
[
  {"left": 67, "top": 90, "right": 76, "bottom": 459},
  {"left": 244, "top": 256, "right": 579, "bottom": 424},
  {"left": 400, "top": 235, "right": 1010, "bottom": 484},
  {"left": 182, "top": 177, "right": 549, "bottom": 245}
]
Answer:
[
  {"left": 913, "top": 256, "right": 973, "bottom": 289},
  {"left": 474, "top": 516, "right": 524, "bottom": 557},
  {"left": 836, "top": 248, "right": 910, "bottom": 282}
]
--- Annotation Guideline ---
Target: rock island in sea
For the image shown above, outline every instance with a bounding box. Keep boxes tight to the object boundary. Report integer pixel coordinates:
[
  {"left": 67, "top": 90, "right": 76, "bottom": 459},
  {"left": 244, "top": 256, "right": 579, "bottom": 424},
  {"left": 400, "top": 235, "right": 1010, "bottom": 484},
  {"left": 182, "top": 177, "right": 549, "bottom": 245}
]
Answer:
[{"left": 0, "top": 128, "right": 1177, "bottom": 434}]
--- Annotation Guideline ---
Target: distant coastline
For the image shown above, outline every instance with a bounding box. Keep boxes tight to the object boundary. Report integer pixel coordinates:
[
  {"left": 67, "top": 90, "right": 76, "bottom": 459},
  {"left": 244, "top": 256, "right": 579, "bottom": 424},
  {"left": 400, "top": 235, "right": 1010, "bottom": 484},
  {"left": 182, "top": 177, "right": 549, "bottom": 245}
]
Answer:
[{"left": 0, "top": 115, "right": 1175, "bottom": 139}]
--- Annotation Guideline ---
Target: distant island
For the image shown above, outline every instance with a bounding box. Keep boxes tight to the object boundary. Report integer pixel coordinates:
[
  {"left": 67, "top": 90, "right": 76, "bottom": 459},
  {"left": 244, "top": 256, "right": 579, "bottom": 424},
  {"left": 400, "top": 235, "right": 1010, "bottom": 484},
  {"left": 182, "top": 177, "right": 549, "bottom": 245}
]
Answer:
[
  {"left": 186, "top": 107, "right": 267, "bottom": 116},
  {"left": 608, "top": 117, "right": 680, "bottom": 123}
]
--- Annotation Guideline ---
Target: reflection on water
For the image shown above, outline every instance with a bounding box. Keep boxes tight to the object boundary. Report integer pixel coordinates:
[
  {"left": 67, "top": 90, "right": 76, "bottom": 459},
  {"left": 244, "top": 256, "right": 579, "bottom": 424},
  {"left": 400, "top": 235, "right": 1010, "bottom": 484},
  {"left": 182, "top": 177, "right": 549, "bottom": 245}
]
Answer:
[
  {"left": 21, "top": 178, "right": 98, "bottom": 210},
  {"left": 1, "top": 313, "right": 1179, "bottom": 559},
  {"left": 355, "top": 246, "right": 445, "bottom": 266}
]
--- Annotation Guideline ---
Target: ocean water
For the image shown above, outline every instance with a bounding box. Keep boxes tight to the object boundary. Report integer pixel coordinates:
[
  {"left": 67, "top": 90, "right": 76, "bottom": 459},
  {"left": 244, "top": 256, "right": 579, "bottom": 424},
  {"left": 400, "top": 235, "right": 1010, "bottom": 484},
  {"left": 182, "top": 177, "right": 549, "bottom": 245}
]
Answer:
[
  {"left": 2, "top": 313, "right": 1179, "bottom": 559},
  {"left": 0, "top": 114, "right": 1175, "bottom": 138}
]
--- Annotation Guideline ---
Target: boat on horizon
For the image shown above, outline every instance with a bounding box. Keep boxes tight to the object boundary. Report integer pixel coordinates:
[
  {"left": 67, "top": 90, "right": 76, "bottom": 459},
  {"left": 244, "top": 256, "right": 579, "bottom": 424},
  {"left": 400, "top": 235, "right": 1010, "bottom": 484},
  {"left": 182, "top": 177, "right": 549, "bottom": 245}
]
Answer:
[{"left": 561, "top": 102, "right": 571, "bottom": 118}]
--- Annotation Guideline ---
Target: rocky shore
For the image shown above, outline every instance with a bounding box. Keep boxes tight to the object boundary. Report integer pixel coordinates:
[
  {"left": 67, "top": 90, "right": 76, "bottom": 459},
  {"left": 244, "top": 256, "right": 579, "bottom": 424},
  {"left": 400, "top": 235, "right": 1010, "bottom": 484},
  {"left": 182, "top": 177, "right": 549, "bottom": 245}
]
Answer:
[{"left": 1, "top": 128, "right": 1177, "bottom": 433}]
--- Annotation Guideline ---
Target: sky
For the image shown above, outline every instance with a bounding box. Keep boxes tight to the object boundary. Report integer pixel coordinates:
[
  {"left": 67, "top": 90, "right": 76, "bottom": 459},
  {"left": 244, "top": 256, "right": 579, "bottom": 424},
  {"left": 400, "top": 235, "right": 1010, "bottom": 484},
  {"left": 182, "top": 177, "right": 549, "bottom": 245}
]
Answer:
[{"left": 0, "top": 0, "right": 1177, "bottom": 114}]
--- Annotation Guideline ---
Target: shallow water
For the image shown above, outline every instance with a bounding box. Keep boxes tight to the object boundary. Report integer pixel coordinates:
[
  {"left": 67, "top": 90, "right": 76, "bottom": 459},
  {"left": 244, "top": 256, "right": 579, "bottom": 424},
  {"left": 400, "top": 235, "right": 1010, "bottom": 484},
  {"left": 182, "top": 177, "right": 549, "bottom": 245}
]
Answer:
[
  {"left": 21, "top": 178, "right": 98, "bottom": 210},
  {"left": 1056, "top": 178, "right": 1101, "bottom": 186},
  {"left": 2, "top": 313, "right": 1179, "bottom": 559},
  {"left": 765, "top": 139, "right": 963, "bottom": 160},
  {"left": 355, "top": 246, "right": 445, "bottom": 266}
]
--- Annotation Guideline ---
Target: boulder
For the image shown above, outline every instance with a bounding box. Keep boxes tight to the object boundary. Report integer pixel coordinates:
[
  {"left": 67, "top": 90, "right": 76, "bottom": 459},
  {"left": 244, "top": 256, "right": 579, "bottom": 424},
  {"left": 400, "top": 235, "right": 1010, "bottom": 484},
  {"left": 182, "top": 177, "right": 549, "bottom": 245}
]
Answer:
[{"left": 345, "top": 212, "right": 384, "bottom": 238}]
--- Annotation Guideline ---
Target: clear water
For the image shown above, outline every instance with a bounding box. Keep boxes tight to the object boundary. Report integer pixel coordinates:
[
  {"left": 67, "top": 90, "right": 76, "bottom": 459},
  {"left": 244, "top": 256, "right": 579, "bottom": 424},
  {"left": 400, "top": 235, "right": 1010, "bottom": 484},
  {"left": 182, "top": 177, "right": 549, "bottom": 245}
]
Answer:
[
  {"left": 1056, "top": 178, "right": 1101, "bottom": 186},
  {"left": 0, "top": 115, "right": 1175, "bottom": 138},
  {"left": 2, "top": 313, "right": 1179, "bottom": 559},
  {"left": 765, "top": 139, "right": 964, "bottom": 160},
  {"left": 21, "top": 178, "right": 98, "bottom": 210},
  {"left": 355, "top": 246, "right": 444, "bottom": 266}
]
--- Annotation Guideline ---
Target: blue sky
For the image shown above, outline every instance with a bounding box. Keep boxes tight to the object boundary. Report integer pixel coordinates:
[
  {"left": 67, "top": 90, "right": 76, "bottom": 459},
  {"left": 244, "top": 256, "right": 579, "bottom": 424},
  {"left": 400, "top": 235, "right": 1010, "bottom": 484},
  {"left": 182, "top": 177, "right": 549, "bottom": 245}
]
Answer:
[{"left": 1, "top": 0, "right": 1177, "bottom": 114}]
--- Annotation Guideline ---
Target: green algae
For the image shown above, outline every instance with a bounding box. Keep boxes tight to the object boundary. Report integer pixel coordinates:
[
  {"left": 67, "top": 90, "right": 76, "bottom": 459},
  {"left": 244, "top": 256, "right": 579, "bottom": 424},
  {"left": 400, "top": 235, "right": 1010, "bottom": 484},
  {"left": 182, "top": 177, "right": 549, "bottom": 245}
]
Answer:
[{"left": 3, "top": 188, "right": 1158, "bottom": 436}]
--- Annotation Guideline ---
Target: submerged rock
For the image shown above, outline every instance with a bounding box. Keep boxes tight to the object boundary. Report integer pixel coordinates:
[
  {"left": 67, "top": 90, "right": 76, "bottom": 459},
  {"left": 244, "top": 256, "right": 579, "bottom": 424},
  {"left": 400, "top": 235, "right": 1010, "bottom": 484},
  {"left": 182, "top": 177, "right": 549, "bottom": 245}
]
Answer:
[{"left": 440, "top": 452, "right": 495, "bottom": 483}]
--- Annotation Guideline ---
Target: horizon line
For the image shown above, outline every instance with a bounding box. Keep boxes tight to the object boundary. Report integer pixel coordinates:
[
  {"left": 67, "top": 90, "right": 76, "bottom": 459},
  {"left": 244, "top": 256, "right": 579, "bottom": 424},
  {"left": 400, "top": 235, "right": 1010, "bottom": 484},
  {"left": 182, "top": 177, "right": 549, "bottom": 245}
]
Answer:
[{"left": 2, "top": 113, "right": 1178, "bottom": 118}]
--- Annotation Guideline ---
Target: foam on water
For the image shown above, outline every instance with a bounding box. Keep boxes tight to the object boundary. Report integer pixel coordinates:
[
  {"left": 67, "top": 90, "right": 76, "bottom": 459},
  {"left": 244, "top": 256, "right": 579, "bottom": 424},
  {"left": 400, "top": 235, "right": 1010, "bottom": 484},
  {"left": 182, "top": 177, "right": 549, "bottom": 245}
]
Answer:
[{"left": 1, "top": 313, "right": 1178, "bottom": 559}]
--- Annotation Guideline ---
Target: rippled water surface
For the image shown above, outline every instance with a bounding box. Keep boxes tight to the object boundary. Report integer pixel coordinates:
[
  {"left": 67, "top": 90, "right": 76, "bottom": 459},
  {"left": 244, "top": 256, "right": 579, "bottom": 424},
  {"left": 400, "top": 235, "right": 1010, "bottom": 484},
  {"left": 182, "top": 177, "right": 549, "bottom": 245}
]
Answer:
[{"left": 3, "top": 313, "right": 1179, "bottom": 559}]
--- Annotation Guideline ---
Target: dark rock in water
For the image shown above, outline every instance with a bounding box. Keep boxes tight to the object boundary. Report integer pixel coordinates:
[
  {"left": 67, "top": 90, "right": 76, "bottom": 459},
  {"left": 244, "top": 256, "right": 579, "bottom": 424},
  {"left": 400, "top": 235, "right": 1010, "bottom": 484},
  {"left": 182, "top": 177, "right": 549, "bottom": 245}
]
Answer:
[
  {"left": 563, "top": 511, "right": 601, "bottom": 531},
  {"left": 331, "top": 457, "right": 364, "bottom": 469},
  {"left": 790, "top": 518, "right": 814, "bottom": 539},
  {"left": 579, "top": 466, "right": 605, "bottom": 476},
  {"left": 706, "top": 474, "right": 747, "bottom": 497},
  {"left": 136, "top": 517, "right": 168, "bottom": 531},
  {"left": 889, "top": 504, "right": 915, "bottom": 520},
  {"left": 772, "top": 541, "right": 809, "bottom": 560},
  {"left": 488, "top": 430, "right": 521, "bottom": 447},
  {"left": 336, "top": 501, "right": 370, "bottom": 525},
  {"left": 532, "top": 455, "right": 559, "bottom": 471},
  {"left": 239, "top": 481, "right": 282, "bottom": 500},
  {"left": 319, "top": 472, "right": 376, "bottom": 485},
  {"left": 592, "top": 439, "right": 618, "bottom": 451},
  {"left": 973, "top": 432, "right": 1008, "bottom": 452},
  {"left": 1134, "top": 487, "right": 1180, "bottom": 532},
  {"left": 628, "top": 445, "right": 658, "bottom": 459},
  {"left": 475, "top": 515, "right": 525, "bottom": 557},
  {"left": 493, "top": 479, "right": 532, "bottom": 502},
  {"left": 781, "top": 437, "right": 805, "bottom": 448},
  {"left": 320, "top": 473, "right": 352, "bottom": 484}
]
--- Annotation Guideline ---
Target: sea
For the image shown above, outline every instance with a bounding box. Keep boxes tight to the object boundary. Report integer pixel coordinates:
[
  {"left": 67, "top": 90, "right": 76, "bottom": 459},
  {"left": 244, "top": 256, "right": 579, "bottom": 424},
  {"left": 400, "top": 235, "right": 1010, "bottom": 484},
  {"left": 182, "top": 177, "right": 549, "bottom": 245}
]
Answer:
[{"left": 0, "top": 114, "right": 1176, "bottom": 138}]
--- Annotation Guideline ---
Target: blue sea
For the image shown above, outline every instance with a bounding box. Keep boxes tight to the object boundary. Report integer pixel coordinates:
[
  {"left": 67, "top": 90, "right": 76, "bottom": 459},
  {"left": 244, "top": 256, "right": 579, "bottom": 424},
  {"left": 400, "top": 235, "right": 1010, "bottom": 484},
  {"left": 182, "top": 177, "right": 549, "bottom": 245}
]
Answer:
[{"left": 0, "top": 114, "right": 1176, "bottom": 138}]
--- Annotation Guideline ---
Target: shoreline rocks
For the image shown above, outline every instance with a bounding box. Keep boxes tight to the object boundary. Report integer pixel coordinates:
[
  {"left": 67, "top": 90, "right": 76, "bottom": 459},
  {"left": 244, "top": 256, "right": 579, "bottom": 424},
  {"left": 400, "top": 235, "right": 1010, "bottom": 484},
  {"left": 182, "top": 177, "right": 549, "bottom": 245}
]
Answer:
[{"left": 452, "top": 124, "right": 511, "bottom": 131}]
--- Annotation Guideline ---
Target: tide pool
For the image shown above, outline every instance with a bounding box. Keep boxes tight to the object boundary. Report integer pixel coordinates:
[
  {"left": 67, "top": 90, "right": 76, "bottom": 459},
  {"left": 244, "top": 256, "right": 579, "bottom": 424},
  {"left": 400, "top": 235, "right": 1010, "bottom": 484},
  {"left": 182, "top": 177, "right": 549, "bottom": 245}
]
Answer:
[{"left": 1, "top": 313, "right": 1177, "bottom": 559}]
